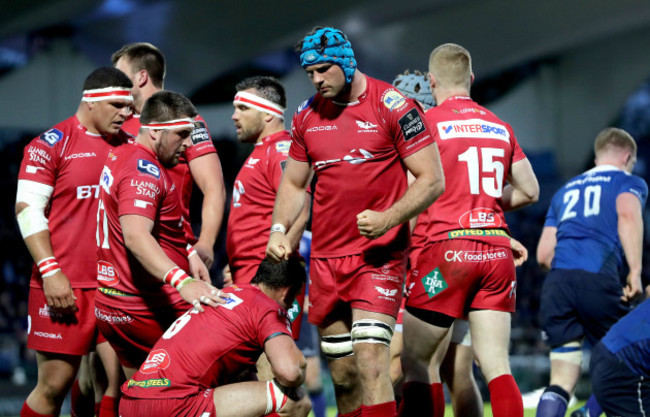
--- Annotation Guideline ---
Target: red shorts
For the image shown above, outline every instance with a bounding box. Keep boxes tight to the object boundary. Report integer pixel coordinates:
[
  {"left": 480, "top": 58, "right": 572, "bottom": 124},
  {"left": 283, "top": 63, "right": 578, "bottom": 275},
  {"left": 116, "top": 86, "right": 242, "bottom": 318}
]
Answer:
[
  {"left": 406, "top": 240, "right": 516, "bottom": 319},
  {"left": 308, "top": 250, "right": 407, "bottom": 327},
  {"left": 231, "top": 260, "right": 259, "bottom": 286},
  {"left": 120, "top": 389, "right": 215, "bottom": 417},
  {"left": 95, "top": 300, "right": 190, "bottom": 369},
  {"left": 27, "top": 287, "right": 100, "bottom": 355}
]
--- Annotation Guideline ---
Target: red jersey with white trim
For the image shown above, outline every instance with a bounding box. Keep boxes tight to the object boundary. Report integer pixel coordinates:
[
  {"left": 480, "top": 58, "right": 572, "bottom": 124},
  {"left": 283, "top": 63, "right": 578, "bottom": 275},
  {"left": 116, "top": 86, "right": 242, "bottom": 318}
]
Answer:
[
  {"left": 290, "top": 74, "right": 434, "bottom": 257},
  {"left": 226, "top": 131, "right": 291, "bottom": 282},
  {"left": 420, "top": 96, "right": 526, "bottom": 246},
  {"left": 122, "top": 113, "right": 217, "bottom": 243},
  {"left": 17, "top": 115, "right": 132, "bottom": 289},
  {"left": 122, "top": 284, "right": 292, "bottom": 399},
  {"left": 96, "top": 142, "right": 186, "bottom": 310}
]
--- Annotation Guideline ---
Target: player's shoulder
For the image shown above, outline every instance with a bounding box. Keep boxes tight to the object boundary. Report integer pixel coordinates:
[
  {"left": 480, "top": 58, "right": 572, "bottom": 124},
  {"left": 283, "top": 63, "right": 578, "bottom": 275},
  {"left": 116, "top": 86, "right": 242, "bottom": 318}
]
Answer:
[
  {"left": 294, "top": 95, "right": 318, "bottom": 119},
  {"left": 33, "top": 116, "right": 78, "bottom": 149},
  {"left": 268, "top": 132, "right": 292, "bottom": 156}
]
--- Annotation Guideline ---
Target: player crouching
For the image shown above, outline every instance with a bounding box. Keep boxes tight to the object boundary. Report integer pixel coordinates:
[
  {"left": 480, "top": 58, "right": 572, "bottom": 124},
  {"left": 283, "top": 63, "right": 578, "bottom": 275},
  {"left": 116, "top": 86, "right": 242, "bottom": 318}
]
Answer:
[{"left": 119, "top": 257, "right": 311, "bottom": 417}]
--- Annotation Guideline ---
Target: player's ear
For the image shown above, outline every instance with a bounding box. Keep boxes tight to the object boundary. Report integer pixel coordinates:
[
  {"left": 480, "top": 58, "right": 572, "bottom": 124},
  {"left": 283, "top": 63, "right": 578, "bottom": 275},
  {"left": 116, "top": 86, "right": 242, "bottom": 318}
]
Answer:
[
  {"left": 137, "top": 70, "right": 148, "bottom": 88},
  {"left": 470, "top": 72, "right": 475, "bottom": 85}
]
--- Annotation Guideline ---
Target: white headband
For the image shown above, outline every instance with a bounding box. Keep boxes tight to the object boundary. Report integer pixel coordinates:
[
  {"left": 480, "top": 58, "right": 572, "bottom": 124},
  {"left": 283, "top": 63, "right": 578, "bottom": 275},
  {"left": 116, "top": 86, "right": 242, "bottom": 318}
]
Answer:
[
  {"left": 233, "top": 91, "right": 285, "bottom": 119},
  {"left": 82, "top": 87, "right": 133, "bottom": 102},
  {"left": 141, "top": 118, "right": 195, "bottom": 130}
]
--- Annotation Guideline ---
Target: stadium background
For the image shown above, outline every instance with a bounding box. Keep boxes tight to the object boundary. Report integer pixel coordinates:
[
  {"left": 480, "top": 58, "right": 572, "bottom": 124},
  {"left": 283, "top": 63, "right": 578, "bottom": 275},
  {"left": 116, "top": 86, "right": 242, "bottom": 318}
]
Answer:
[{"left": 1, "top": 0, "right": 650, "bottom": 414}]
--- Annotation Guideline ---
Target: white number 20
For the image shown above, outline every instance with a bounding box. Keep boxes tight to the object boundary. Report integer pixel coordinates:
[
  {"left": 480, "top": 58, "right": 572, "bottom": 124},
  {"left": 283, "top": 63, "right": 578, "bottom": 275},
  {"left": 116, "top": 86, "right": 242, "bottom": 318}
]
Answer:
[{"left": 560, "top": 185, "right": 601, "bottom": 222}]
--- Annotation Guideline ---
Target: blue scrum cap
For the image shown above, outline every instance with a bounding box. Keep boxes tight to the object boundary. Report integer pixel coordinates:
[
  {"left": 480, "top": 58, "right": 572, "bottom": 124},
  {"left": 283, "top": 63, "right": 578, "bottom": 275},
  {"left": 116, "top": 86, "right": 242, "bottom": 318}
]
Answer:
[
  {"left": 392, "top": 70, "right": 435, "bottom": 109},
  {"left": 299, "top": 27, "right": 357, "bottom": 84}
]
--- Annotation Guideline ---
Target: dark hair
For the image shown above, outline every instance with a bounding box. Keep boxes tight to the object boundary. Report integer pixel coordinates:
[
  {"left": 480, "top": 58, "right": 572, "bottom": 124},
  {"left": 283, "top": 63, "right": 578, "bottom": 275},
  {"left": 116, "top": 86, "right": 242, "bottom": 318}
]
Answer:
[
  {"left": 140, "top": 91, "right": 197, "bottom": 125},
  {"left": 111, "top": 42, "right": 165, "bottom": 88},
  {"left": 251, "top": 258, "right": 306, "bottom": 300},
  {"left": 82, "top": 67, "right": 133, "bottom": 91},
  {"left": 235, "top": 76, "right": 287, "bottom": 108}
]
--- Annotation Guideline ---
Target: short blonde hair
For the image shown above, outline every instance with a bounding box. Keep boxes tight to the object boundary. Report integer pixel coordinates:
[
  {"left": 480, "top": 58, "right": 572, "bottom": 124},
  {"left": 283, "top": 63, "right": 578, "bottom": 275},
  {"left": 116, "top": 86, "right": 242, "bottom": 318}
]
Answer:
[
  {"left": 428, "top": 43, "right": 472, "bottom": 91},
  {"left": 594, "top": 127, "right": 637, "bottom": 158}
]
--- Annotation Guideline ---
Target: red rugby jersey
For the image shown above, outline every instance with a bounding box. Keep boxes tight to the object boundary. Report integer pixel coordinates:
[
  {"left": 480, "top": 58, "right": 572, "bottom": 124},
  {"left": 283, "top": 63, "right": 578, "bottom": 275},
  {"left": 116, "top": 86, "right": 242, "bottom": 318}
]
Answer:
[
  {"left": 122, "top": 113, "right": 217, "bottom": 243},
  {"left": 95, "top": 142, "right": 186, "bottom": 310},
  {"left": 290, "top": 75, "right": 434, "bottom": 257},
  {"left": 226, "top": 131, "right": 292, "bottom": 283},
  {"left": 18, "top": 115, "right": 132, "bottom": 288},
  {"left": 420, "top": 96, "right": 526, "bottom": 246},
  {"left": 122, "top": 284, "right": 292, "bottom": 399}
]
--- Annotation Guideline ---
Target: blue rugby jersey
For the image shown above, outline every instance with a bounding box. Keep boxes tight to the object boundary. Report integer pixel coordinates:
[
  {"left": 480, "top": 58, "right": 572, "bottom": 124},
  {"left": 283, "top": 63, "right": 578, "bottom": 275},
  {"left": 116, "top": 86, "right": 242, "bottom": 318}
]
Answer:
[
  {"left": 602, "top": 298, "right": 650, "bottom": 377},
  {"left": 544, "top": 165, "right": 647, "bottom": 275}
]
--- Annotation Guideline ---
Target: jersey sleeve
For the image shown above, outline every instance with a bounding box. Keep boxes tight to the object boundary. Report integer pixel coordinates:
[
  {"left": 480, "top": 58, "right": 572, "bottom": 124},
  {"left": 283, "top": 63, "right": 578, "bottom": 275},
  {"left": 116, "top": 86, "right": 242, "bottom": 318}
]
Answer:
[
  {"left": 544, "top": 191, "right": 561, "bottom": 228},
  {"left": 618, "top": 175, "right": 648, "bottom": 208},
  {"left": 508, "top": 124, "right": 527, "bottom": 163},
  {"left": 288, "top": 100, "right": 312, "bottom": 163},
  {"left": 267, "top": 140, "right": 291, "bottom": 193},
  {"left": 257, "top": 304, "right": 292, "bottom": 346},
  {"left": 17, "top": 129, "right": 65, "bottom": 187},
  {"left": 383, "top": 93, "right": 434, "bottom": 158},
  {"left": 184, "top": 116, "right": 217, "bottom": 162},
  {"left": 116, "top": 158, "right": 164, "bottom": 221}
]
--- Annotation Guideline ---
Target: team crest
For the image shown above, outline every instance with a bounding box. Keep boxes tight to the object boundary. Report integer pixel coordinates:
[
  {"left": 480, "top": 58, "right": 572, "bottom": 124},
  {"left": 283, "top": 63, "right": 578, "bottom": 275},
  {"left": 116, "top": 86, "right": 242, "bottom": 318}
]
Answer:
[{"left": 381, "top": 90, "right": 406, "bottom": 112}]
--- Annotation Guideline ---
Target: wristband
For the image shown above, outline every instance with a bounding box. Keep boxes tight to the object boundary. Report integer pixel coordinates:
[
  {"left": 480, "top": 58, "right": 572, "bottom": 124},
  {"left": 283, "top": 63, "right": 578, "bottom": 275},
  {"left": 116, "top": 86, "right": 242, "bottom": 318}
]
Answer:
[
  {"left": 270, "top": 223, "right": 287, "bottom": 234},
  {"left": 163, "top": 266, "right": 192, "bottom": 290},
  {"left": 186, "top": 244, "right": 198, "bottom": 258},
  {"left": 176, "top": 277, "right": 195, "bottom": 291},
  {"left": 37, "top": 257, "right": 61, "bottom": 278}
]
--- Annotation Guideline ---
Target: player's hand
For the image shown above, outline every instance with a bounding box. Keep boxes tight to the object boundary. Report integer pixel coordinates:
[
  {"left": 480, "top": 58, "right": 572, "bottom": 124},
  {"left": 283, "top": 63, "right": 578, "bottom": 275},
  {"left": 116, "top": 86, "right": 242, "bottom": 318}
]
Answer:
[
  {"left": 193, "top": 240, "right": 214, "bottom": 269},
  {"left": 178, "top": 280, "right": 229, "bottom": 313},
  {"left": 266, "top": 232, "right": 292, "bottom": 262},
  {"left": 621, "top": 272, "right": 643, "bottom": 302},
  {"left": 356, "top": 209, "right": 391, "bottom": 239},
  {"left": 510, "top": 237, "right": 528, "bottom": 267},
  {"left": 188, "top": 251, "right": 211, "bottom": 283},
  {"left": 222, "top": 264, "right": 233, "bottom": 287},
  {"left": 43, "top": 270, "right": 77, "bottom": 313}
]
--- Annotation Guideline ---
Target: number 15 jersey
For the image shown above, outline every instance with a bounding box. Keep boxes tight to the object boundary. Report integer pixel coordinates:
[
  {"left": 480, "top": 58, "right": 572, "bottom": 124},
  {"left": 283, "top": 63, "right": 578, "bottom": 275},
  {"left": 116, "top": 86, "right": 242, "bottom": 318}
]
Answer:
[
  {"left": 544, "top": 165, "right": 647, "bottom": 276},
  {"left": 421, "top": 96, "right": 526, "bottom": 246}
]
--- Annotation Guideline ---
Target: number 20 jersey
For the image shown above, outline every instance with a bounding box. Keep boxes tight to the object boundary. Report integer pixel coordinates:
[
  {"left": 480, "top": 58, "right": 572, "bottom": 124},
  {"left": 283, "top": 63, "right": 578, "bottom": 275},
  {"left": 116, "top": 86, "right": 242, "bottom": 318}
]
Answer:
[
  {"left": 421, "top": 96, "right": 526, "bottom": 246},
  {"left": 544, "top": 165, "right": 647, "bottom": 276}
]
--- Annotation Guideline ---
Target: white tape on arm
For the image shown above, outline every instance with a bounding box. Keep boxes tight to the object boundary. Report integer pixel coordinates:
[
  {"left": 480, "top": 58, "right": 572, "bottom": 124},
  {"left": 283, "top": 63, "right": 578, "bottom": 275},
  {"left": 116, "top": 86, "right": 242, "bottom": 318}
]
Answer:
[{"left": 16, "top": 180, "right": 53, "bottom": 238}]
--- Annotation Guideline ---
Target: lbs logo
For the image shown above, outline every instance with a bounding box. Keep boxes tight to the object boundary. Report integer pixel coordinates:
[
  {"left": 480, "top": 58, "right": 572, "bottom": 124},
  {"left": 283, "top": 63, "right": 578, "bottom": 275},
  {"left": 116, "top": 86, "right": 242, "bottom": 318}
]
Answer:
[
  {"left": 140, "top": 349, "right": 171, "bottom": 374},
  {"left": 97, "top": 261, "right": 119, "bottom": 286},
  {"left": 459, "top": 208, "right": 501, "bottom": 229},
  {"left": 137, "top": 159, "right": 160, "bottom": 178}
]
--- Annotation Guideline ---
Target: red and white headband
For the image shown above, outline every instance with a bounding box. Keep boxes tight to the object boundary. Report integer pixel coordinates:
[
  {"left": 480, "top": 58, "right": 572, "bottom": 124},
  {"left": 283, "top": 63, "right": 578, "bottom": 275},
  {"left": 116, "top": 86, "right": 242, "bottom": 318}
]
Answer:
[
  {"left": 82, "top": 87, "right": 133, "bottom": 102},
  {"left": 233, "top": 91, "right": 285, "bottom": 119},
  {"left": 141, "top": 118, "right": 195, "bottom": 130}
]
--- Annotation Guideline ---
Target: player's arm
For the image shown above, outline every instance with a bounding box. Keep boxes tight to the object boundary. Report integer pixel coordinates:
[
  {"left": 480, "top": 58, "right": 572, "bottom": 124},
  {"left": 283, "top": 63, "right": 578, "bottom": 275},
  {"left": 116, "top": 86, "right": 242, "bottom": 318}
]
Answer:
[
  {"left": 120, "top": 214, "right": 225, "bottom": 311},
  {"left": 264, "top": 333, "right": 306, "bottom": 387},
  {"left": 188, "top": 153, "right": 226, "bottom": 268},
  {"left": 287, "top": 194, "right": 312, "bottom": 252},
  {"left": 16, "top": 180, "right": 77, "bottom": 311},
  {"left": 536, "top": 226, "right": 557, "bottom": 271},
  {"left": 502, "top": 158, "right": 539, "bottom": 211},
  {"left": 357, "top": 143, "right": 444, "bottom": 239},
  {"left": 266, "top": 157, "right": 313, "bottom": 262},
  {"left": 617, "top": 192, "right": 644, "bottom": 301}
]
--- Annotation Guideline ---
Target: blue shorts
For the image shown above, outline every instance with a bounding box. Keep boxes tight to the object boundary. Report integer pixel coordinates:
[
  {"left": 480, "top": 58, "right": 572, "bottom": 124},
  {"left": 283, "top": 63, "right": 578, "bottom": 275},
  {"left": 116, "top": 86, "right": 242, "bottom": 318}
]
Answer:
[
  {"left": 540, "top": 269, "right": 630, "bottom": 347},
  {"left": 590, "top": 342, "right": 650, "bottom": 416}
]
